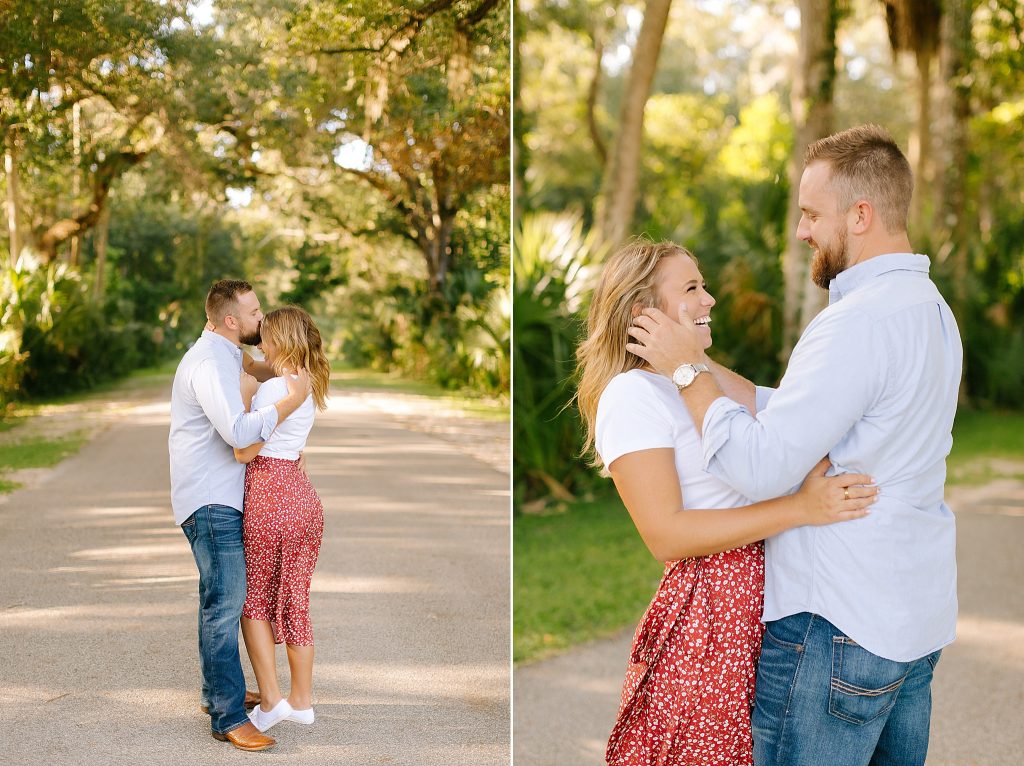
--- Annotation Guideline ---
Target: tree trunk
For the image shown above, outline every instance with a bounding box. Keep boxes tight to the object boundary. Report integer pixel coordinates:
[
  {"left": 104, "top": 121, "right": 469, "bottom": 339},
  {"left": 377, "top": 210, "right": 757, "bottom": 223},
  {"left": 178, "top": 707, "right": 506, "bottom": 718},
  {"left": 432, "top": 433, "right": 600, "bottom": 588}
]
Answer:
[
  {"left": 70, "top": 100, "right": 83, "bottom": 267},
  {"left": 36, "top": 148, "right": 146, "bottom": 262},
  {"left": 586, "top": 36, "right": 608, "bottom": 168},
  {"left": 92, "top": 202, "right": 111, "bottom": 300},
  {"left": 4, "top": 129, "right": 23, "bottom": 266},
  {"left": 937, "top": 0, "right": 972, "bottom": 288},
  {"left": 937, "top": 0, "right": 974, "bottom": 404},
  {"left": 596, "top": 0, "right": 673, "bottom": 249},
  {"left": 782, "top": 0, "right": 838, "bottom": 359},
  {"left": 910, "top": 46, "right": 934, "bottom": 234},
  {"left": 421, "top": 210, "right": 456, "bottom": 297},
  {"left": 881, "top": 1, "right": 943, "bottom": 234},
  {"left": 512, "top": 0, "right": 527, "bottom": 229}
]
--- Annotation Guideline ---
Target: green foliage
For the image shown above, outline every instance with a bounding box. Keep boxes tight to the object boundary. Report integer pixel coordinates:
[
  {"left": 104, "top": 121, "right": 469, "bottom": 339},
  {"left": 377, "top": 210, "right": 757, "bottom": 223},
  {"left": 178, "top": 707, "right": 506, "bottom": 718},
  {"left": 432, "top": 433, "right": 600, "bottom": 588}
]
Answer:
[
  {"left": 359, "top": 278, "right": 509, "bottom": 396},
  {"left": 947, "top": 409, "right": 1024, "bottom": 484},
  {"left": 951, "top": 99, "right": 1024, "bottom": 408},
  {"left": 1, "top": 0, "right": 509, "bottom": 404},
  {"left": 516, "top": 0, "right": 1024, "bottom": 503},
  {"left": 0, "top": 255, "right": 162, "bottom": 402},
  {"left": 514, "top": 490, "right": 663, "bottom": 663},
  {"left": 513, "top": 211, "right": 604, "bottom": 502},
  {"left": 311, "top": 239, "right": 510, "bottom": 397}
]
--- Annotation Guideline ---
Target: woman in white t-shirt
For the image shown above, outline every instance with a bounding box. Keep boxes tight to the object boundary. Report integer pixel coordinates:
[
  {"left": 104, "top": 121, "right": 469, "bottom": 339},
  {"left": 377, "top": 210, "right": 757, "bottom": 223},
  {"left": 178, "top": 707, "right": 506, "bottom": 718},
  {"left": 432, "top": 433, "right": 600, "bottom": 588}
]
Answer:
[
  {"left": 574, "top": 240, "right": 878, "bottom": 765},
  {"left": 233, "top": 306, "right": 330, "bottom": 734}
]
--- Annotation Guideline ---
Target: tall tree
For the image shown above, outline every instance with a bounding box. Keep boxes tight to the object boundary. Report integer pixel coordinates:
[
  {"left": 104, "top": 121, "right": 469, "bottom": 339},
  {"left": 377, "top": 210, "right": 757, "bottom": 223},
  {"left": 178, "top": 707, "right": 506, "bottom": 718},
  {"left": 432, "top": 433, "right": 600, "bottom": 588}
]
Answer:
[
  {"left": 595, "top": 0, "right": 673, "bottom": 248},
  {"left": 268, "top": 0, "right": 511, "bottom": 305},
  {"left": 936, "top": 0, "right": 974, "bottom": 289},
  {"left": 882, "top": 0, "right": 943, "bottom": 234},
  {"left": 0, "top": 0, "right": 193, "bottom": 264},
  {"left": 513, "top": 0, "right": 528, "bottom": 227},
  {"left": 782, "top": 0, "right": 840, "bottom": 357}
]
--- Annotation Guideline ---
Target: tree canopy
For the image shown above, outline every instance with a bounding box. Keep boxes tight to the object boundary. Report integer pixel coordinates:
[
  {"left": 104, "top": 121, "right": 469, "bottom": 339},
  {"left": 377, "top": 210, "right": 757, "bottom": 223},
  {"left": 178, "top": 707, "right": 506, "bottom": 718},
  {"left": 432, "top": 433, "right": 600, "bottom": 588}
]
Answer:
[
  {"left": 1, "top": 0, "right": 511, "bottom": 406},
  {"left": 515, "top": 0, "right": 1024, "bottom": 501}
]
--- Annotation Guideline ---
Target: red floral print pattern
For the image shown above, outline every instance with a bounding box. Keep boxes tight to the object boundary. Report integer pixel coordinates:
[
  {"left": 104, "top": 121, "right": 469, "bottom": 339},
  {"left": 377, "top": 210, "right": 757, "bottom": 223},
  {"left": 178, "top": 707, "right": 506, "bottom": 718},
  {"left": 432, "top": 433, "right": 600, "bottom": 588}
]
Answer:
[
  {"left": 607, "top": 543, "right": 765, "bottom": 765},
  {"left": 242, "top": 455, "right": 324, "bottom": 646}
]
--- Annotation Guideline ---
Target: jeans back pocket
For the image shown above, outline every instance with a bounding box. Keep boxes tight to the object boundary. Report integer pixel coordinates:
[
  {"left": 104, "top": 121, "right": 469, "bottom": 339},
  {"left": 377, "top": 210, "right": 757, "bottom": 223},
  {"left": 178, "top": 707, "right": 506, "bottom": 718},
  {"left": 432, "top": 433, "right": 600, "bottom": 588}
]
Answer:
[
  {"left": 181, "top": 515, "right": 199, "bottom": 545},
  {"left": 828, "top": 636, "right": 910, "bottom": 725}
]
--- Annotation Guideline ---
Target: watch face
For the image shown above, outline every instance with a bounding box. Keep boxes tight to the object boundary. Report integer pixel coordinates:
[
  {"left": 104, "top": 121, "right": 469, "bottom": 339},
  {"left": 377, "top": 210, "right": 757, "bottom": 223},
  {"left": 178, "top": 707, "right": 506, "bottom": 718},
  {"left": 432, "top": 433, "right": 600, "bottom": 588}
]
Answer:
[{"left": 672, "top": 364, "right": 695, "bottom": 387}]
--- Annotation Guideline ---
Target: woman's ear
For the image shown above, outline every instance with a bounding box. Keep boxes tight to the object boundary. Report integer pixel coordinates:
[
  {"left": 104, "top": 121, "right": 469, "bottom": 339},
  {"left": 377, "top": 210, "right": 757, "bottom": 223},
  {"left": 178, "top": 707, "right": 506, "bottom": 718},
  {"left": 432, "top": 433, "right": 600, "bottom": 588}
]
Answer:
[{"left": 630, "top": 303, "right": 644, "bottom": 319}]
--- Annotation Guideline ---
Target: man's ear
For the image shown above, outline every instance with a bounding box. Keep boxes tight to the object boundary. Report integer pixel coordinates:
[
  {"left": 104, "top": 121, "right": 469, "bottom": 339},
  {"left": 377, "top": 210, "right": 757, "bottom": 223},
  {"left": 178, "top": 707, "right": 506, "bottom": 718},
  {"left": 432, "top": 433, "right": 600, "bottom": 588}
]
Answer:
[
  {"left": 223, "top": 314, "right": 239, "bottom": 331},
  {"left": 849, "top": 200, "right": 872, "bottom": 234}
]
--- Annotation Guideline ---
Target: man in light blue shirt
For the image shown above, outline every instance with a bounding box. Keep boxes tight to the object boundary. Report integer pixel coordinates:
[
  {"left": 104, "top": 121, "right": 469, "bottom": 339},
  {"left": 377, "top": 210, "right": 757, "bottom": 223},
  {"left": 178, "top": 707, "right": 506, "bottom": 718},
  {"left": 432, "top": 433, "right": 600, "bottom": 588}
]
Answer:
[
  {"left": 169, "top": 279, "right": 310, "bottom": 751},
  {"left": 627, "top": 125, "right": 962, "bottom": 766}
]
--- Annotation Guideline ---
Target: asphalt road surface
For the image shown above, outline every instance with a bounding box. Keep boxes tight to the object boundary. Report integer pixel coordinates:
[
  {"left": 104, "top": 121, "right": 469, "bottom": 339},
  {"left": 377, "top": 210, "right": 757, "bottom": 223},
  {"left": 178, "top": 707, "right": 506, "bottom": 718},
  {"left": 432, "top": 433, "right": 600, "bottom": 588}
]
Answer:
[{"left": 0, "top": 381, "right": 510, "bottom": 765}]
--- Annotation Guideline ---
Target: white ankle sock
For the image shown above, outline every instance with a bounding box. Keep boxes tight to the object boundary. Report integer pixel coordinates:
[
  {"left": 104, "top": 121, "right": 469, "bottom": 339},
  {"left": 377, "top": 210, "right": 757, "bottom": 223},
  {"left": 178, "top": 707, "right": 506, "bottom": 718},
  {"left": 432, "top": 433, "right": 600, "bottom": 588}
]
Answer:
[
  {"left": 248, "top": 699, "right": 292, "bottom": 732},
  {"left": 286, "top": 706, "right": 315, "bottom": 725}
]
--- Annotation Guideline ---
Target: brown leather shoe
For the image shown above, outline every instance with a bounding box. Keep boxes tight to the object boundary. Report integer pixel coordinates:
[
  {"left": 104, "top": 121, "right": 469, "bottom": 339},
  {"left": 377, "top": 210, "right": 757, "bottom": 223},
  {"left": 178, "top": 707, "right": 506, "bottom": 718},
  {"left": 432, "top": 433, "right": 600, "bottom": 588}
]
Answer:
[
  {"left": 212, "top": 721, "right": 275, "bottom": 752},
  {"left": 201, "top": 689, "right": 261, "bottom": 715}
]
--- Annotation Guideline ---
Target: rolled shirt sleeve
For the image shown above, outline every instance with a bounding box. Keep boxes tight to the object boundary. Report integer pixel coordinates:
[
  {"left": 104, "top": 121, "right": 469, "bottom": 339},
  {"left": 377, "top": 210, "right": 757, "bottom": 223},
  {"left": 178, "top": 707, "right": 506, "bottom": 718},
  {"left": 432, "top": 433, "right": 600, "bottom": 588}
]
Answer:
[
  {"left": 193, "top": 358, "right": 279, "bottom": 448},
  {"left": 754, "top": 385, "right": 776, "bottom": 413},
  {"left": 701, "top": 306, "right": 883, "bottom": 501}
]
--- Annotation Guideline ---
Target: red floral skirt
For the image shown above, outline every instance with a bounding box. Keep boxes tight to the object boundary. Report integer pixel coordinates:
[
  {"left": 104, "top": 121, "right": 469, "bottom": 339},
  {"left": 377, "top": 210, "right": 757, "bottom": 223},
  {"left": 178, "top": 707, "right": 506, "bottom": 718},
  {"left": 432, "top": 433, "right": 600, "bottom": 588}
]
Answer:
[
  {"left": 242, "top": 455, "right": 324, "bottom": 646},
  {"left": 606, "top": 543, "right": 765, "bottom": 765}
]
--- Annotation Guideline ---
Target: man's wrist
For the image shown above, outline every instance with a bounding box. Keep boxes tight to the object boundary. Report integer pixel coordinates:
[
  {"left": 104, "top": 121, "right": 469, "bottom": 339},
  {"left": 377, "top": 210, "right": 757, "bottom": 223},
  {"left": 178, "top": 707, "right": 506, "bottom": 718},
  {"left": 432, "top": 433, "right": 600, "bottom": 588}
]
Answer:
[{"left": 671, "top": 361, "right": 711, "bottom": 389}]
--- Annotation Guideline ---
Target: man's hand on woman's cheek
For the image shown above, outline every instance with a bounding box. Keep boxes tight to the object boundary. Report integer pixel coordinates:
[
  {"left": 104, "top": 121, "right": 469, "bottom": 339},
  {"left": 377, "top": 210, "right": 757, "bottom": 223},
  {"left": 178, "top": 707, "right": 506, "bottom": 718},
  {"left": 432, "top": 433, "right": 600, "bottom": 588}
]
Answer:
[{"left": 625, "top": 306, "right": 706, "bottom": 377}]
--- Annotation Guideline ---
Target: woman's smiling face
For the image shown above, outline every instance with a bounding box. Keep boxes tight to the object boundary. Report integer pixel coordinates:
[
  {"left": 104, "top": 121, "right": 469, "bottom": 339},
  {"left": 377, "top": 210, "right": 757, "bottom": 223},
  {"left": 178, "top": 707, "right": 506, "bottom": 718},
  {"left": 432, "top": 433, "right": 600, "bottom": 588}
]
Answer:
[{"left": 654, "top": 253, "right": 716, "bottom": 350}]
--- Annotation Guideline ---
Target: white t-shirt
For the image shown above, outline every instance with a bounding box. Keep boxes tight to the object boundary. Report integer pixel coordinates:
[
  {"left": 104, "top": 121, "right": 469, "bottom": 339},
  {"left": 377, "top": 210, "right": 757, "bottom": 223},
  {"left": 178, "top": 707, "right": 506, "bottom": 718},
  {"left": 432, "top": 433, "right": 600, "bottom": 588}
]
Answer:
[
  {"left": 251, "top": 376, "right": 315, "bottom": 460},
  {"left": 595, "top": 369, "right": 752, "bottom": 512}
]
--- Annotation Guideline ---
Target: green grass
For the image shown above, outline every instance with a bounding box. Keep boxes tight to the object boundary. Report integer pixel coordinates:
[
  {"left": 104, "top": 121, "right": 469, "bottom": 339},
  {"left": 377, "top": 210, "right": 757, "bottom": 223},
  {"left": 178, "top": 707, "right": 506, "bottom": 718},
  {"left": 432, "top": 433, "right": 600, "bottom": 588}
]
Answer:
[
  {"left": 0, "top": 416, "right": 22, "bottom": 433},
  {"left": 514, "top": 492, "right": 663, "bottom": 664},
  {"left": 330, "top": 364, "right": 508, "bottom": 421},
  {"left": 947, "top": 409, "right": 1024, "bottom": 484},
  {"left": 0, "top": 433, "right": 89, "bottom": 493}
]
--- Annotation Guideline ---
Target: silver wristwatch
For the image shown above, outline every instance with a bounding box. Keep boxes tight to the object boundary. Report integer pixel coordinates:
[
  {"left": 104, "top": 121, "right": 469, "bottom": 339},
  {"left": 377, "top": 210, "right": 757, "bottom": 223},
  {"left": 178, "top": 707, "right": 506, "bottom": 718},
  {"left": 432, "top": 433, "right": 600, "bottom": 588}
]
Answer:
[{"left": 671, "top": 363, "right": 710, "bottom": 390}]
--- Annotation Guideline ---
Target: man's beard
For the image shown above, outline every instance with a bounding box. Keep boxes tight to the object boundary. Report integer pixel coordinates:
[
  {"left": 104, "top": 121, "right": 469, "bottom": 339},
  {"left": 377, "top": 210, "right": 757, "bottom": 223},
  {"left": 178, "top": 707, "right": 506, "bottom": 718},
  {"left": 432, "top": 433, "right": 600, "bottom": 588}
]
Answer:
[
  {"left": 239, "top": 324, "right": 262, "bottom": 346},
  {"left": 809, "top": 225, "right": 849, "bottom": 289}
]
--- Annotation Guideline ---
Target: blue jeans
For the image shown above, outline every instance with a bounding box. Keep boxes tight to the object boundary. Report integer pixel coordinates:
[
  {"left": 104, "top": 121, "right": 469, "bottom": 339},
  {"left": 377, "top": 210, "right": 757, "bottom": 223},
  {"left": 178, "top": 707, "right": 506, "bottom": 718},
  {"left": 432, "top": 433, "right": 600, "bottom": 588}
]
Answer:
[
  {"left": 752, "top": 612, "right": 941, "bottom": 766},
  {"left": 181, "top": 504, "right": 249, "bottom": 735}
]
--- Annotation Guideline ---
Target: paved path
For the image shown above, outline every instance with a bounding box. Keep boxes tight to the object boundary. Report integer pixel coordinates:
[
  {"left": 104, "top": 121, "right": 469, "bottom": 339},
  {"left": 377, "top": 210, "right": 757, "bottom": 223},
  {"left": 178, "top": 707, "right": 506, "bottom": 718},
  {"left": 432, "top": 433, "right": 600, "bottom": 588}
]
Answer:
[
  {"left": 514, "top": 479, "right": 1024, "bottom": 766},
  {"left": 0, "top": 378, "right": 510, "bottom": 765}
]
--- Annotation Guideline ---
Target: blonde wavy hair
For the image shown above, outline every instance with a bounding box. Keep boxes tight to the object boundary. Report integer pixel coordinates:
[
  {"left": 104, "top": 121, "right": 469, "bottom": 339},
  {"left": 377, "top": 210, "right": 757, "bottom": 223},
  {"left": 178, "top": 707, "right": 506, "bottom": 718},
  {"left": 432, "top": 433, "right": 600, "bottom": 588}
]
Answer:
[
  {"left": 575, "top": 239, "right": 696, "bottom": 465},
  {"left": 261, "top": 306, "right": 331, "bottom": 411}
]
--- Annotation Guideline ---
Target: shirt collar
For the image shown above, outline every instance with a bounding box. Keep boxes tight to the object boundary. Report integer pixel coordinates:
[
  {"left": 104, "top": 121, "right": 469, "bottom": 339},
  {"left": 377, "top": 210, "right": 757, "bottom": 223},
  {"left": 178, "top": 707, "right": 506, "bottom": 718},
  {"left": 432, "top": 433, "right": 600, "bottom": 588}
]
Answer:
[
  {"left": 202, "top": 329, "right": 243, "bottom": 361},
  {"left": 828, "top": 253, "right": 930, "bottom": 303}
]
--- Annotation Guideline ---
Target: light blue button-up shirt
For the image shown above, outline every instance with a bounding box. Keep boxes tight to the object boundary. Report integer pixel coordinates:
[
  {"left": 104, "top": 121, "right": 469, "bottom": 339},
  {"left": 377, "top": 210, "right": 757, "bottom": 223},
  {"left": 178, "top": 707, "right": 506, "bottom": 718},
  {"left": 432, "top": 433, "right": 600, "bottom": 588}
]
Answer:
[
  {"left": 701, "top": 253, "right": 962, "bottom": 661},
  {"left": 168, "top": 331, "right": 279, "bottom": 525}
]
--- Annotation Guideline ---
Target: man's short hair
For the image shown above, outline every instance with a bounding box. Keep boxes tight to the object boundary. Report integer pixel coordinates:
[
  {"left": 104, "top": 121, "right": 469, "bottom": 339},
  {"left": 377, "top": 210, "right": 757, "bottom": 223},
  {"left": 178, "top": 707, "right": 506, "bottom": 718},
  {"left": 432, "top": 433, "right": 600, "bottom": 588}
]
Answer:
[
  {"left": 205, "top": 279, "right": 253, "bottom": 326},
  {"left": 805, "top": 124, "right": 913, "bottom": 234}
]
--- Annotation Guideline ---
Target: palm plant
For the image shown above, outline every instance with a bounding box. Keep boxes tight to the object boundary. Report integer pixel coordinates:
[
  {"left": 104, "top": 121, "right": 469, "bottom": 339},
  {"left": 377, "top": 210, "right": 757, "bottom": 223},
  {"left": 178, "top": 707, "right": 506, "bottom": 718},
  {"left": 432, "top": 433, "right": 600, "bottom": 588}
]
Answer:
[{"left": 513, "top": 211, "right": 605, "bottom": 505}]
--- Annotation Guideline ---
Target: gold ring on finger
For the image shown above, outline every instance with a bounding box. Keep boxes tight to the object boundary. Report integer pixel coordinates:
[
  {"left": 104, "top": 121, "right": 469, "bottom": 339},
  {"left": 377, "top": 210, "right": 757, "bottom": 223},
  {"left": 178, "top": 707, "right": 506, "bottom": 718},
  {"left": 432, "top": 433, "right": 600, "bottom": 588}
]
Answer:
[{"left": 844, "top": 488, "right": 850, "bottom": 501}]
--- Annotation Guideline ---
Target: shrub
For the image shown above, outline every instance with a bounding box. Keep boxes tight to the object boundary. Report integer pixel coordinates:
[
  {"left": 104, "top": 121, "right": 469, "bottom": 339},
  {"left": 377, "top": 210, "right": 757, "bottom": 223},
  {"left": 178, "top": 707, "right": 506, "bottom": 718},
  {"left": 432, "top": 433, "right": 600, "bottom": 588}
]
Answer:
[{"left": 513, "top": 211, "right": 605, "bottom": 504}]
